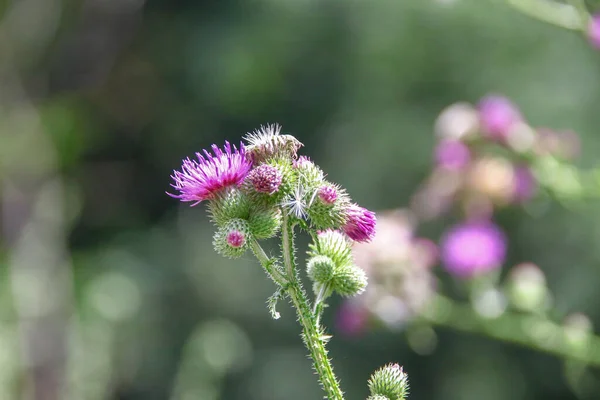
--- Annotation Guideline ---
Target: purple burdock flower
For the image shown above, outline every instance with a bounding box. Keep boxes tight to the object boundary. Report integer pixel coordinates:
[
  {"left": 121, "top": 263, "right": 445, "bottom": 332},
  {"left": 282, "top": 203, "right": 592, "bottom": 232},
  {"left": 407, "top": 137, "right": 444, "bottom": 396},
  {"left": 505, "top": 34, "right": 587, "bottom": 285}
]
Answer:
[
  {"left": 318, "top": 185, "right": 338, "bottom": 204},
  {"left": 588, "top": 14, "right": 600, "bottom": 49},
  {"left": 440, "top": 221, "right": 507, "bottom": 278},
  {"left": 512, "top": 165, "right": 537, "bottom": 203},
  {"left": 226, "top": 230, "right": 245, "bottom": 248},
  {"left": 343, "top": 204, "right": 376, "bottom": 243},
  {"left": 434, "top": 139, "right": 471, "bottom": 170},
  {"left": 169, "top": 141, "right": 252, "bottom": 205},
  {"left": 248, "top": 164, "right": 283, "bottom": 194},
  {"left": 478, "top": 95, "right": 522, "bottom": 140}
]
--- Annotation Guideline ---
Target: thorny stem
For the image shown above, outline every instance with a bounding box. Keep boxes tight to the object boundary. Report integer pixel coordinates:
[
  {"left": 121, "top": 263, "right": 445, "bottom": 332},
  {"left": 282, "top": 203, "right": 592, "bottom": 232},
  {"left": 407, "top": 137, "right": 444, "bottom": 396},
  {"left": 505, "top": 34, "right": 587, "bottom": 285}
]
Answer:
[
  {"left": 250, "top": 239, "right": 287, "bottom": 286},
  {"left": 422, "top": 294, "right": 600, "bottom": 366},
  {"left": 281, "top": 215, "right": 344, "bottom": 400}
]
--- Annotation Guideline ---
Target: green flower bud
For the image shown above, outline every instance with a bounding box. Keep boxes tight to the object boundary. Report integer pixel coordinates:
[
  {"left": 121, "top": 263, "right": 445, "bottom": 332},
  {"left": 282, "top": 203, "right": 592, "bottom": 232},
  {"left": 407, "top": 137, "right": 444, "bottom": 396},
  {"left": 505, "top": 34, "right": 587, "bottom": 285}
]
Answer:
[
  {"left": 294, "top": 156, "right": 325, "bottom": 190},
  {"left": 306, "top": 183, "right": 350, "bottom": 230},
  {"left": 308, "top": 230, "right": 353, "bottom": 269},
  {"left": 367, "top": 396, "right": 391, "bottom": 400},
  {"left": 507, "top": 263, "right": 548, "bottom": 312},
  {"left": 208, "top": 189, "right": 251, "bottom": 227},
  {"left": 331, "top": 264, "right": 367, "bottom": 297},
  {"left": 213, "top": 219, "right": 251, "bottom": 259},
  {"left": 307, "top": 255, "right": 336, "bottom": 284},
  {"left": 248, "top": 207, "right": 282, "bottom": 239},
  {"left": 368, "top": 363, "right": 409, "bottom": 400}
]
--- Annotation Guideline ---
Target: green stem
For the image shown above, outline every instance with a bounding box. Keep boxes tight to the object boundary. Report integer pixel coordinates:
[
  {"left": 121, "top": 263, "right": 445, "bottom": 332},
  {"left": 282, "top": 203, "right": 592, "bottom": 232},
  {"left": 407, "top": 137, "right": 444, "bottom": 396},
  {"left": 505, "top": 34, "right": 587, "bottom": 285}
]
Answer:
[
  {"left": 505, "top": 0, "right": 584, "bottom": 31},
  {"left": 250, "top": 239, "right": 287, "bottom": 286},
  {"left": 567, "top": 0, "right": 591, "bottom": 27},
  {"left": 281, "top": 215, "right": 345, "bottom": 400},
  {"left": 422, "top": 294, "right": 600, "bottom": 366}
]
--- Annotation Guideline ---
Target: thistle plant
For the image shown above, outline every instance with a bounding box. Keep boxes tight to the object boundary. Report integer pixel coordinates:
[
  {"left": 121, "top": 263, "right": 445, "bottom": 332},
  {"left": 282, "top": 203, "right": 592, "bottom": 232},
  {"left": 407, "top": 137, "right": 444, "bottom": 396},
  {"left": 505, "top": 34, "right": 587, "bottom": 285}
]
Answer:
[{"left": 168, "top": 124, "right": 408, "bottom": 399}]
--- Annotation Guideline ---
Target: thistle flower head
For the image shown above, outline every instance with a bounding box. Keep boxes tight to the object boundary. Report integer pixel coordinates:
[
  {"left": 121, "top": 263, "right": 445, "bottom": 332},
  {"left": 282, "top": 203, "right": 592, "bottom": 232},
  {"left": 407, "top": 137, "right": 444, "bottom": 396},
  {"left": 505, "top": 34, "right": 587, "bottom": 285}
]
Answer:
[
  {"left": 368, "top": 363, "right": 409, "bottom": 400},
  {"left": 440, "top": 221, "right": 507, "bottom": 278},
  {"left": 248, "top": 206, "right": 282, "bottom": 239},
  {"left": 434, "top": 139, "right": 470, "bottom": 170},
  {"left": 226, "top": 231, "right": 245, "bottom": 247},
  {"left": 248, "top": 164, "right": 283, "bottom": 195},
  {"left": 169, "top": 141, "right": 252, "bottom": 205},
  {"left": 318, "top": 185, "right": 338, "bottom": 204},
  {"left": 244, "top": 124, "right": 303, "bottom": 164},
  {"left": 342, "top": 204, "right": 376, "bottom": 243}
]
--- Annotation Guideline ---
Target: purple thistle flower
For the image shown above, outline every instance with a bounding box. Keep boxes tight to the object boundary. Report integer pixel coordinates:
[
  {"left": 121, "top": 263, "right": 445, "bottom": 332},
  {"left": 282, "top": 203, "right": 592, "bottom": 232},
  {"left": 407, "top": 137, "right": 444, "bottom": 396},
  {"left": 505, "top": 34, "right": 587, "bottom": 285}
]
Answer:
[
  {"left": 440, "top": 221, "right": 507, "bottom": 278},
  {"left": 588, "top": 14, "right": 600, "bottom": 49},
  {"left": 434, "top": 139, "right": 471, "bottom": 170},
  {"left": 226, "top": 230, "right": 246, "bottom": 248},
  {"left": 478, "top": 95, "right": 522, "bottom": 140},
  {"left": 169, "top": 141, "right": 252, "bottom": 205},
  {"left": 343, "top": 204, "right": 376, "bottom": 243},
  {"left": 248, "top": 164, "right": 283, "bottom": 194},
  {"left": 318, "top": 185, "right": 338, "bottom": 204}
]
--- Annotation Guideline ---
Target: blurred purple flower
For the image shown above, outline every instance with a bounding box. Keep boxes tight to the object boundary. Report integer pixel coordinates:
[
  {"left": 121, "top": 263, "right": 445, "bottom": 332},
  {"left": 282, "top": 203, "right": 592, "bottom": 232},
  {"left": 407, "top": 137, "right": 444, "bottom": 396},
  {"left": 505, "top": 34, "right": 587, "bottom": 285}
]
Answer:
[
  {"left": 343, "top": 204, "right": 376, "bottom": 242},
  {"left": 512, "top": 165, "right": 537, "bottom": 203},
  {"left": 335, "top": 301, "right": 368, "bottom": 337},
  {"left": 588, "top": 14, "right": 600, "bottom": 49},
  {"left": 434, "top": 139, "right": 471, "bottom": 170},
  {"left": 440, "top": 221, "right": 507, "bottom": 278},
  {"left": 169, "top": 141, "right": 252, "bottom": 205},
  {"left": 478, "top": 95, "right": 522, "bottom": 140}
]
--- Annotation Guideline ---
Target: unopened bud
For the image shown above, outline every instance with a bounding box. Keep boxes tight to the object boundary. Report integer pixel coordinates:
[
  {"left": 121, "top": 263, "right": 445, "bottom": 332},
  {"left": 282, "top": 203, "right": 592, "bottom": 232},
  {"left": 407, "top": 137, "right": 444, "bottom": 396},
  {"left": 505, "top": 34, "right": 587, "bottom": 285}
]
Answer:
[
  {"left": 368, "top": 363, "right": 409, "bottom": 400},
  {"left": 331, "top": 264, "right": 367, "bottom": 297},
  {"left": 213, "top": 219, "right": 251, "bottom": 258}
]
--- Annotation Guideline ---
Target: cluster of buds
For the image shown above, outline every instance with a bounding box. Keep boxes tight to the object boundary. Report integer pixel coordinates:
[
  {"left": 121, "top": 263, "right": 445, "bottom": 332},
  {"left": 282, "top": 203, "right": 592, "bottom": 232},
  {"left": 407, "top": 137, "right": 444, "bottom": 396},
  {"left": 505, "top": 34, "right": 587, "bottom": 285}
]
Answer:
[{"left": 169, "top": 124, "right": 375, "bottom": 294}]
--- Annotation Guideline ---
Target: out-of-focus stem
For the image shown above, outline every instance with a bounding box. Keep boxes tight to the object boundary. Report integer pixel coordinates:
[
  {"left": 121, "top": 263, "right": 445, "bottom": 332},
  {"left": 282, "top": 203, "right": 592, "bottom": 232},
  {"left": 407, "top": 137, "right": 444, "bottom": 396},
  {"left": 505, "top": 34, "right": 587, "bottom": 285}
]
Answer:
[
  {"left": 422, "top": 294, "right": 600, "bottom": 366},
  {"left": 505, "top": 0, "right": 584, "bottom": 31}
]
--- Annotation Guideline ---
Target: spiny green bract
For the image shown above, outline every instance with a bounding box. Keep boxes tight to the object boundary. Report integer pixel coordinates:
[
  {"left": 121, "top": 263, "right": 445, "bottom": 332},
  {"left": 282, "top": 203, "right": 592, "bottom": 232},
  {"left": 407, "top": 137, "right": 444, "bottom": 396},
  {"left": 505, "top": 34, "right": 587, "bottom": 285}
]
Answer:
[
  {"left": 308, "top": 230, "right": 353, "bottom": 268},
  {"left": 368, "top": 363, "right": 409, "bottom": 400},
  {"left": 367, "top": 396, "right": 391, "bottom": 400},
  {"left": 213, "top": 218, "right": 251, "bottom": 259},
  {"left": 248, "top": 206, "right": 282, "bottom": 239},
  {"left": 331, "top": 264, "right": 367, "bottom": 297},
  {"left": 307, "top": 255, "right": 336, "bottom": 283},
  {"left": 208, "top": 189, "right": 251, "bottom": 227}
]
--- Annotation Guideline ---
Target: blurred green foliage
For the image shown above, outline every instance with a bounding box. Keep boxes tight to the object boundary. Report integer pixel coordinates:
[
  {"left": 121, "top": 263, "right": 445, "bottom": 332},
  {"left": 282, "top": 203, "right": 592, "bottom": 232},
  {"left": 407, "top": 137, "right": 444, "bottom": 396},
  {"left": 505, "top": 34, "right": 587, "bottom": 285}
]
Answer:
[{"left": 2, "top": 0, "right": 600, "bottom": 399}]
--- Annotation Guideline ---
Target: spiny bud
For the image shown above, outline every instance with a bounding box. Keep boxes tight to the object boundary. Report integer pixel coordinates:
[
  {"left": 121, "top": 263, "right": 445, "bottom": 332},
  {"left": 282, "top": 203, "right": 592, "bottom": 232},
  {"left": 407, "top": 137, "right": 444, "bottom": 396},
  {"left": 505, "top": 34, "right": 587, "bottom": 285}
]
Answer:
[
  {"left": 248, "top": 164, "right": 283, "bottom": 194},
  {"left": 248, "top": 207, "right": 282, "bottom": 239},
  {"left": 307, "top": 255, "right": 336, "bottom": 283},
  {"left": 307, "top": 184, "right": 350, "bottom": 230},
  {"left": 213, "top": 219, "right": 251, "bottom": 258},
  {"left": 243, "top": 124, "right": 303, "bottom": 164},
  {"left": 294, "top": 156, "right": 325, "bottom": 189},
  {"left": 244, "top": 160, "right": 296, "bottom": 206},
  {"left": 318, "top": 185, "right": 338, "bottom": 204},
  {"left": 367, "top": 396, "right": 391, "bottom": 400},
  {"left": 368, "top": 363, "right": 409, "bottom": 400},
  {"left": 308, "top": 230, "right": 353, "bottom": 269},
  {"left": 208, "top": 188, "right": 251, "bottom": 227},
  {"left": 331, "top": 264, "right": 367, "bottom": 297}
]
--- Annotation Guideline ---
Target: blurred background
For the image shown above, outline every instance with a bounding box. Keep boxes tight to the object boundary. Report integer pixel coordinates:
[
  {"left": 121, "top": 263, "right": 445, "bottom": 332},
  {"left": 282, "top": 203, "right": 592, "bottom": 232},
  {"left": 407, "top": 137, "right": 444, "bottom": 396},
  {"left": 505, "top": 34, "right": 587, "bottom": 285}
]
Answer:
[{"left": 2, "top": 0, "right": 600, "bottom": 399}]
